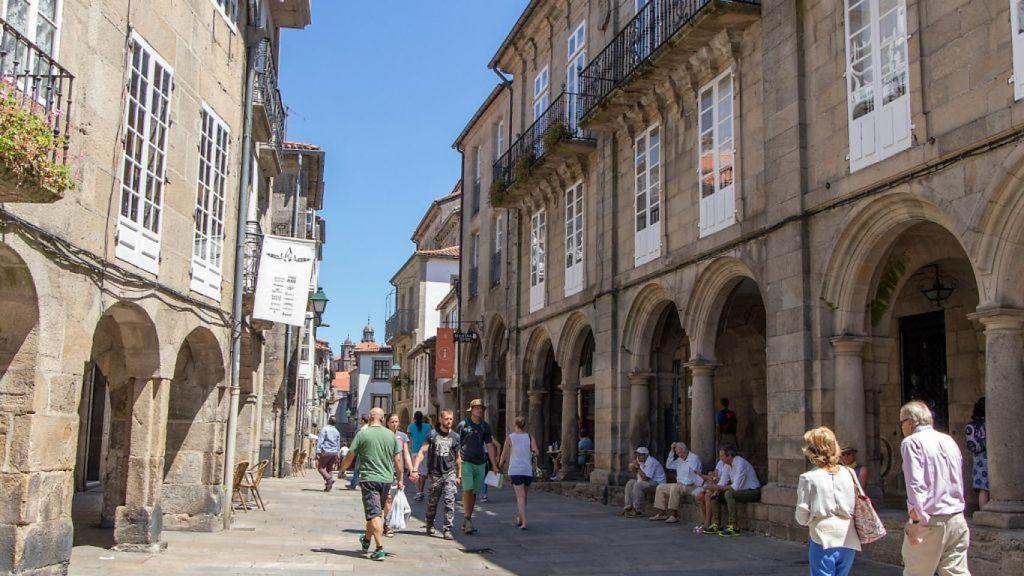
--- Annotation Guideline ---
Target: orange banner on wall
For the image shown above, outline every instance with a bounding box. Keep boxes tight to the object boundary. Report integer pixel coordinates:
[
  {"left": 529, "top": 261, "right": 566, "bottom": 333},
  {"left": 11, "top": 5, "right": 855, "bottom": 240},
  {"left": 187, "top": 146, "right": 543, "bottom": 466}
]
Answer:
[{"left": 435, "top": 328, "right": 455, "bottom": 379}]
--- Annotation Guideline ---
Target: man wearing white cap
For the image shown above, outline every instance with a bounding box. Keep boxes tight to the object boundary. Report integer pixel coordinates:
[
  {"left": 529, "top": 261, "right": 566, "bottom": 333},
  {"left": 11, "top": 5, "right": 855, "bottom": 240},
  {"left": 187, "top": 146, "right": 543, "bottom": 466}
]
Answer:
[{"left": 622, "top": 446, "right": 666, "bottom": 518}]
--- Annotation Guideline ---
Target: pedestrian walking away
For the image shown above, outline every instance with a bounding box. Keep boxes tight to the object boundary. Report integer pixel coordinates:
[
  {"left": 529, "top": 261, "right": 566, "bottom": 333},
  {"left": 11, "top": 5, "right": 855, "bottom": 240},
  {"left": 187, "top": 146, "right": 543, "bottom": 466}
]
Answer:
[
  {"left": 315, "top": 416, "right": 342, "bottom": 491},
  {"left": 455, "top": 398, "right": 501, "bottom": 535},
  {"left": 499, "top": 415, "right": 539, "bottom": 530},
  {"left": 899, "top": 401, "right": 971, "bottom": 576},
  {"left": 795, "top": 427, "right": 863, "bottom": 576},
  {"left": 337, "top": 407, "right": 404, "bottom": 562},
  {"left": 411, "top": 409, "right": 462, "bottom": 540},
  {"left": 408, "top": 411, "right": 432, "bottom": 501},
  {"left": 382, "top": 413, "right": 413, "bottom": 537}
]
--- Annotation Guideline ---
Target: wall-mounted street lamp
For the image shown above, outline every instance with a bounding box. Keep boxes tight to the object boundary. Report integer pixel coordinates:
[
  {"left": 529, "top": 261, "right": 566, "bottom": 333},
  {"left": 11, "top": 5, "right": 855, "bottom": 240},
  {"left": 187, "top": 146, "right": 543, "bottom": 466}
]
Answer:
[
  {"left": 311, "top": 286, "right": 329, "bottom": 325},
  {"left": 920, "top": 264, "right": 957, "bottom": 308}
]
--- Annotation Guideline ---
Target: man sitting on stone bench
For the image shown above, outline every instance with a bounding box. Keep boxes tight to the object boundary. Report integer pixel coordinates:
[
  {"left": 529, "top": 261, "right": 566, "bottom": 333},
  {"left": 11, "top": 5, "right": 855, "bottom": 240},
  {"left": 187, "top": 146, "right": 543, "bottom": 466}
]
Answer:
[
  {"left": 621, "top": 447, "right": 665, "bottom": 518},
  {"left": 701, "top": 444, "right": 761, "bottom": 537},
  {"left": 649, "top": 442, "right": 702, "bottom": 524}
]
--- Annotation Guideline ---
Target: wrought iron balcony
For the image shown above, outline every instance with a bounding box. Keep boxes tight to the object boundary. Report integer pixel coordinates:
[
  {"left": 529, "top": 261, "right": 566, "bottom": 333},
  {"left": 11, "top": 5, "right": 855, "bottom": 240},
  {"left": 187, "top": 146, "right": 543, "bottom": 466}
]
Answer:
[
  {"left": 0, "top": 16, "right": 74, "bottom": 203},
  {"left": 579, "top": 0, "right": 760, "bottom": 126},
  {"left": 253, "top": 39, "right": 286, "bottom": 175},
  {"left": 490, "top": 91, "right": 594, "bottom": 207},
  {"left": 490, "top": 251, "right": 502, "bottom": 287},
  {"left": 385, "top": 308, "right": 416, "bottom": 343},
  {"left": 468, "top": 266, "right": 479, "bottom": 298}
]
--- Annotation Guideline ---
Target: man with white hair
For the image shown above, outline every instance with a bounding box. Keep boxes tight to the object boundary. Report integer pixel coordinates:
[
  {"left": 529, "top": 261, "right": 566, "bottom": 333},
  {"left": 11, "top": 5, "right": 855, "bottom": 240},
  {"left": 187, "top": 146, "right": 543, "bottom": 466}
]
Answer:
[
  {"left": 621, "top": 446, "right": 665, "bottom": 518},
  {"left": 338, "top": 407, "right": 403, "bottom": 562},
  {"left": 649, "top": 442, "right": 702, "bottom": 523},
  {"left": 899, "top": 400, "right": 971, "bottom": 576}
]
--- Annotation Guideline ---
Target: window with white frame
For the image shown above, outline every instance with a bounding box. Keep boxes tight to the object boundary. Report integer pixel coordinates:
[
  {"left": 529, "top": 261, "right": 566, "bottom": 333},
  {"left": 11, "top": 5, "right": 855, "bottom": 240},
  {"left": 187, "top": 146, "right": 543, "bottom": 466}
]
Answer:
[
  {"left": 373, "top": 359, "right": 390, "bottom": 380},
  {"left": 530, "top": 209, "right": 546, "bottom": 313},
  {"left": 494, "top": 119, "right": 505, "bottom": 162},
  {"left": 116, "top": 33, "right": 173, "bottom": 274},
  {"left": 844, "top": 0, "right": 910, "bottom": 172},
  {"left": 634, "top": 125, "right": 661, "bottom": 266},
  {"left": 190, "top": 105, "right": 230, "bottom": 300},
  {"left": 533, "top": 66, "right": 550, "bottom": 121},
  {"left": 567, "top": 22, "right": 586, "bottom": 131},
  {"left": 494, "top": 213, "right": 503, "bottom": 253},
  {"left": 564, "top": 182, "right": 584, "bottom": 297},
  {"left": 3, "top": 0, "right": 61, "bottom": 69},
  {"left": 210, "top": 0, "right": 238, "bottom": 24},
  {"left": 371, "top": 395, "right": 389, "bottom": 411},
  {"left": 1011, "top": 0, "right": 1024, "bottom": 100},
  {"left": 698, "top": 71, "right": 736, "bottom": 237}
]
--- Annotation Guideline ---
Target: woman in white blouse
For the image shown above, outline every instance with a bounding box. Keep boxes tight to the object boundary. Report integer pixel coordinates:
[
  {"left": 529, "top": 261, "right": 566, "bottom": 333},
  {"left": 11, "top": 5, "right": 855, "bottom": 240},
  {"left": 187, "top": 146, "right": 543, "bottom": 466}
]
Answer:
[{"left": 795, "top": 427, "right": 861, "bottom": 576}]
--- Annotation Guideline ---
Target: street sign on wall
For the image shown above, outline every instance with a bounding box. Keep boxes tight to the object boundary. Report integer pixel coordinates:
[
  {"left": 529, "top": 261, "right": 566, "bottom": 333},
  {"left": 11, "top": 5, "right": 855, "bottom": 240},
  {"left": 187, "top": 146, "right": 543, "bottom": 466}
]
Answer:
[
  {"left": 453, "top": 331, "right": 479, "bottom": 343},
  {"left": 252, "top": 234, "right": 316, "bottom": 327},
  {"left": 435, "top": 328, "right": 455, "bottom": 379}
]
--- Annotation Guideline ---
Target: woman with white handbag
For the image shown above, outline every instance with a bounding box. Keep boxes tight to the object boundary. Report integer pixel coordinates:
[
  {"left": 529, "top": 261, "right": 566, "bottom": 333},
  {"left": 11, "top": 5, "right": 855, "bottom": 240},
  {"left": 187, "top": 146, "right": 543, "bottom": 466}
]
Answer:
[{"left": 499, "top": 416, "right": 539, "bottom": 530}]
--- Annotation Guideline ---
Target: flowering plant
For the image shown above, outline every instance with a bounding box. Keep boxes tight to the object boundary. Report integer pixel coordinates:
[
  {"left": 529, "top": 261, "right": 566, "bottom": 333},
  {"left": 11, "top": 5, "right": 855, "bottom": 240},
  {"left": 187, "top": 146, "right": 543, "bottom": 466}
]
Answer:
[{"left": 0, "top": 89, "right": 75, "bottom": 198}]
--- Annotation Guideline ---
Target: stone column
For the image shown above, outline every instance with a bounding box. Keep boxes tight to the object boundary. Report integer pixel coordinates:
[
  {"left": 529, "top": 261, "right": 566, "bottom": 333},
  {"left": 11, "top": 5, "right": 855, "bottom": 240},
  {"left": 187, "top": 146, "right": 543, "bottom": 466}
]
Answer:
[
  {"left": 970, "top": 308, "right": 1024, "bottom": 529},
  {"left": 115, "top": 377, "right": 170, "bottom": 552},
  {"left": 527, "top": 388, "right": 546, "bottom": 450},
  {"left": 686, "top": 360, "right": 717, "bottom": 467},
  {"left": 559, "top": 378, "right": 581, "bottom": 480},
  {"left": 626, "top": 371, "right": 653, "bottom": 451},
  {"left": 830, "top": 336, "right": 868, "bottom": 455}
]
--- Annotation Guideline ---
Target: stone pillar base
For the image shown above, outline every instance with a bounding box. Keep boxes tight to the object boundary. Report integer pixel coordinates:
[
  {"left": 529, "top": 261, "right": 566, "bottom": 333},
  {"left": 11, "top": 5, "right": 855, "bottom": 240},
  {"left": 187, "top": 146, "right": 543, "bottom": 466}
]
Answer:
[
  {"left": 112, "top": 541, "right": 168, "bottom": 554},
  {"left": 588, "top": 468, "right": 611, "bottom": 486},
  {"left": 557, "top": 464, "right": 582, "bottom": 481},
  {"left": 113, "top": 505, "right": 163, "bottom": 550},
  {"left": 974, "top": 500, "right": 1024, "bottom": 529}
]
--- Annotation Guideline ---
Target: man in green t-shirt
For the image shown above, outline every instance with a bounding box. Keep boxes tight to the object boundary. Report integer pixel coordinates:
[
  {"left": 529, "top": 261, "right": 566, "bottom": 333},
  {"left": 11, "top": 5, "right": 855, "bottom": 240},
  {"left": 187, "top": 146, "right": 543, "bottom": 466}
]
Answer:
[{"left": 339, "top": 407, "right": 403, "bottom": 561}]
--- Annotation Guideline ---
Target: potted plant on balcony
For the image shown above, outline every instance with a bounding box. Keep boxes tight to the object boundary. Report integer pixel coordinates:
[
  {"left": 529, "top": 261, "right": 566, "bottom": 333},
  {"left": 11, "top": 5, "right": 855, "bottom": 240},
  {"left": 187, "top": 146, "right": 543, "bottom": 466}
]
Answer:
[
  {"left": 0, "top": 91, "right": 75, "bottom": 202},
  {"left": 489, "top": 177, "right": 511, "bottom": 206},
  {"left": 513, "top": 153, "right": 534, "bottom": 183},
  {"left": 542, "top": 122, "right": 571, "bottom": 151}
]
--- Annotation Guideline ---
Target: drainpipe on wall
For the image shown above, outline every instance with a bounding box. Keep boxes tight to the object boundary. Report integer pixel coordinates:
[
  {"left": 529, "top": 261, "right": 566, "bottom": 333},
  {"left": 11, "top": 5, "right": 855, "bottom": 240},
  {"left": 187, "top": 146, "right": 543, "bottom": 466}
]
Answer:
[
  {"left": 278, "top": 152, "right": 304, "bottom": 477},
  {"left": 222, "top": 2, "right": 261, "bottom": 530}
]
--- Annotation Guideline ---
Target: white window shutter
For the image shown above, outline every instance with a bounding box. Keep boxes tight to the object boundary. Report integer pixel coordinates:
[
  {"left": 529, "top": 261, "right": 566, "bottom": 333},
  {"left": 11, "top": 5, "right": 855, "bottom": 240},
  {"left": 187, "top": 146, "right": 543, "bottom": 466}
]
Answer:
[
  {"left": 698, "top": 71, "right": 737, "bottom": 238},
  {"left": 634, "top": 126, "right": 662, "bottom": 265}
]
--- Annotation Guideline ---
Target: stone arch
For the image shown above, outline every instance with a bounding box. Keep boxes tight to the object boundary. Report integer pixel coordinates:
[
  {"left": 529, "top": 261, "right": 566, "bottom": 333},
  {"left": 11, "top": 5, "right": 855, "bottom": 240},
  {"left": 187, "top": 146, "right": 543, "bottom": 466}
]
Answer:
[
  {"left": 521, "top": 325, "right": 561, "bottom": 474},
  {"left": 685, "top": 256, "right": 759, "bottom": 360},
  {"left": 968, "top": 140, "right": 1024, "bottom": 306},
  {"left": 483, "top": 314, "right": 509, "bottom": 436},
  {"left": 0, "top": 242, "right": 40, "bottom": 417},
  {"left": 620, "top": 281, "right": 679, "bottom": 372},
  {"left": 484, "top": 314, "right": 508, "bottom": 375},
  {"left": 399, "top": 407, "right": 411, "bottom": 428},
  {"left": 556, "top": 312, "right": 597, "bottom": 477},
  {"left": 162, "top": 327, "right": 227, "bottom": 532},
  {"left": 821, "top": 192, "right": 969, "bottom": 336},
  {"left": 84, "top": 301, "right": 164, "bottom": 548}
]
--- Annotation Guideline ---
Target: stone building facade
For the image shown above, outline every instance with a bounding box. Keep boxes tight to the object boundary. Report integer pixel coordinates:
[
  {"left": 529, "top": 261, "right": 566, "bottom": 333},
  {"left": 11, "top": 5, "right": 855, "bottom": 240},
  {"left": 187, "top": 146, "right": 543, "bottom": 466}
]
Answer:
[
  {"left": 387, "top": 184, "right": 461, "bottom": 427},
  {"left": 457, "top": 0, "right": 1024, "bottom": 571},
  {"left": 0, "top": 0, "right": 313, "bottom": 573}
]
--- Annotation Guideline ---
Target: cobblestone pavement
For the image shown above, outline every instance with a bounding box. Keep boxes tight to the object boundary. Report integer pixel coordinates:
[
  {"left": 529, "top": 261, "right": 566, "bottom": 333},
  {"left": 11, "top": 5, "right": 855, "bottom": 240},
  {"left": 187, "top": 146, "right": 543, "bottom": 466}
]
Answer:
[{"left": 70, "top": 474, "right": 902, "bottom": 575}]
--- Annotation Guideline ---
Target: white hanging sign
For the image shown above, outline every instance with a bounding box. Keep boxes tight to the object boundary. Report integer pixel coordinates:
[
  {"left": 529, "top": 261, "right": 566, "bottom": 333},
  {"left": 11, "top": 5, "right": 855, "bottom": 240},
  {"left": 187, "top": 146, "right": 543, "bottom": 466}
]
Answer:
[{"left": 252, "top": 234, "right": 316, "bottom": 327}]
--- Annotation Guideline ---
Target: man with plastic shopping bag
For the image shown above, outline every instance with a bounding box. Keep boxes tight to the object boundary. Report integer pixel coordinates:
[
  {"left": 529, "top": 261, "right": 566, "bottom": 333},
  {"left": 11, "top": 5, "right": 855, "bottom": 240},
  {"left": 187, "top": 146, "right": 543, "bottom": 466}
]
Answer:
[
  {"left": 338, "top": 408, "right": 403, "bottom": 562},
  {"left": 411, "top": 409, "right": 462, "bottom": 540}
]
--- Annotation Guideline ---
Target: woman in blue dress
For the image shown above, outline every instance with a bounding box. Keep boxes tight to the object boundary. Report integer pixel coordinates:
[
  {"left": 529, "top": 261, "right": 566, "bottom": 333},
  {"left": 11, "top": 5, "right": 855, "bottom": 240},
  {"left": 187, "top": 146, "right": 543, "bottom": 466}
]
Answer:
[{"left": 964, "top": 397, "right": 988, "bottom": 509}]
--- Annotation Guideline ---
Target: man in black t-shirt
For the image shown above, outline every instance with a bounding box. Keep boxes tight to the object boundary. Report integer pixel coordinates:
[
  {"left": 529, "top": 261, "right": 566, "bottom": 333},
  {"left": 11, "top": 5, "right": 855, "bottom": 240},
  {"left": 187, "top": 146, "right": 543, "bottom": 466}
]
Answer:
[
  {"left": 411, "top": 410, "right": 461, "bottom": 539},
  {"left": 454, "top": 399, "right": 501, "bottom": 535},
  {"left": 716, "top": 397, "right": 738, "bottom": 449}
]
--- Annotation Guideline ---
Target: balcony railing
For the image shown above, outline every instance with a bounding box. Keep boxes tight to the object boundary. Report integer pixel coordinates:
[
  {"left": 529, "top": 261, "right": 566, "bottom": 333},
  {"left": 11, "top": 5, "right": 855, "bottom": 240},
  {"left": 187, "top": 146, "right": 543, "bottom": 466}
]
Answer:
[
  {"left": 580, "top": 0, "right": 761, "bottom": 119},
  {"left": 0, "top": 16, "right": 74, "bottom": 202},
  {"left": 469, "top": 266, "right": 479, "bottom": 298},
  {"left": 254, "top": 39, "right": 286, "bottom": 148},
  {"left": 490, "top": 251, "right": 502, "bottom": 287},
  {"left": 491, "top": 91, "right": 593, "bottom": 197},
  {"left": 243, "top": 221, "right": 262, "bottom": 294},
  {"left": 385, "top": 309, "right": 416, "bottom": 343}
]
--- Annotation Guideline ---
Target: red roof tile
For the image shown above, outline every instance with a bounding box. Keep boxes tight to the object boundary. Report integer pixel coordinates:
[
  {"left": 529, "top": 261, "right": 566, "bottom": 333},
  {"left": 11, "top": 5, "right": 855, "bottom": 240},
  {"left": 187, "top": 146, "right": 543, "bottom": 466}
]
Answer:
[
  {"left": 416, "top": 245, "right": 460, "bottom": 258},
  {"left": 331, "top": 371, "right": 350, "bottom": 392}
]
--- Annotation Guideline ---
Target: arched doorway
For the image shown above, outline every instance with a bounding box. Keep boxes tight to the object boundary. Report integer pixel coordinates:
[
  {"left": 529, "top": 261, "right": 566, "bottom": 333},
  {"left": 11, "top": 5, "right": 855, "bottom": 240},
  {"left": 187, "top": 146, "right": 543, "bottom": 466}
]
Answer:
[
  {"left": 484, "top": 316, "right": 509, "bottom": 438},
  {"left": 523, "top": 329, "right": 561, "bottom": 478},
  {"left": 687, "top": 260, "right": 768, "bottom": 475},
  {"left": 75, "top": 303, "right": 162, "bottom": 550},
  {"left": 556, "top": 313, "right": 595, "bottom": 479},
  {"left": 162, "top": 328, "right": 227, "bottom": 532}
]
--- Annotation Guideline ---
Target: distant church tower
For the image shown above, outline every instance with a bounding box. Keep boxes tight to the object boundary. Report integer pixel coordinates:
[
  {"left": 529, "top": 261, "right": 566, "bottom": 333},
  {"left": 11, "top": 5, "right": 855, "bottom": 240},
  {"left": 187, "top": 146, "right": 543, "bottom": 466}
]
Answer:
[{"left": 362, "top": 316, "right": 375, "bottom": 343}]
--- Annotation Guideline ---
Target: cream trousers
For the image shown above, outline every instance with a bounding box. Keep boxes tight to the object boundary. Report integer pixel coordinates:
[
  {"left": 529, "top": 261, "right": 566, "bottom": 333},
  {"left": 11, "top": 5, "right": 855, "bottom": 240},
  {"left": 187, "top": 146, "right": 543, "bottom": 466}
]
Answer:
[
  {"left": 623, "top": 479, "right": 658, "bottom": 510},
  {"left": 901, "top": 512, "right": 971, "bottom": 576},
  {"left": 653, "top": 483, "right": 694, "bottom": 512}
]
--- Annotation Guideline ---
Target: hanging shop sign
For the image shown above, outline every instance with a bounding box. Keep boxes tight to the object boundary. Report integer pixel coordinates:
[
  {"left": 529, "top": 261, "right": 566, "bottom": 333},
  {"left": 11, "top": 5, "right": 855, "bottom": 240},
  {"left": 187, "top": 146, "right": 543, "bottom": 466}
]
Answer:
[
  {"left": 435, "top": 328, "right": 455, "bottom": 379},
  {"left": 252, "top": 234, "right": 316, "bottom": 327}
]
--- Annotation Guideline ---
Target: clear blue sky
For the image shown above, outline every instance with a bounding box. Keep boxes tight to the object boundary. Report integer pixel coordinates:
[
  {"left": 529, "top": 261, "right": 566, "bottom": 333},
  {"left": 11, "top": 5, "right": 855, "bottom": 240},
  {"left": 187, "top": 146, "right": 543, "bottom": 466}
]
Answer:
[{"left": 278, "top": 1, "right": 527, "bottom": 352}]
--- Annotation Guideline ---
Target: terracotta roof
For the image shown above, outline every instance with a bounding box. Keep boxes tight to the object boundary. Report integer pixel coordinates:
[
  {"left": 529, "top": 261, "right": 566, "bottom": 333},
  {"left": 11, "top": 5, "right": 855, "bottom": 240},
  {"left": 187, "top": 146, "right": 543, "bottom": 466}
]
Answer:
[
  {"left": 354, "top": 341, "right": 380, "bottom": 352},
  {"left": 331, "top": 371, "right": 350, "bottom": 392},
  {"left": 316, "top": 340, "right": 331, "bottom": 351},
  {"left": 417, "top": 246, "right": 460, "bottom": 258},
  {"left": 282, "top": 141, "right": 321, "bottom": 151}
]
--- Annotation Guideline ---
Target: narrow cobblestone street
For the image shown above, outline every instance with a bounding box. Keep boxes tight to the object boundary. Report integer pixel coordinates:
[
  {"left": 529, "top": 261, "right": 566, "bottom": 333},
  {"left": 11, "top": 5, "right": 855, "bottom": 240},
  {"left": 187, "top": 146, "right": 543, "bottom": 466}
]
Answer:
[{"left": 70, "top": 475, "right": 901, "bottom": 575}]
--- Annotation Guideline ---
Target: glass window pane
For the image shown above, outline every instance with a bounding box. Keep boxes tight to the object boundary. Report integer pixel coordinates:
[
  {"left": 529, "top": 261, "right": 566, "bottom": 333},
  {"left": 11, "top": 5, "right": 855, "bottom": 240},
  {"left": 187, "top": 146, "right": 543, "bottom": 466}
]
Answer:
[{"left": 847, "top": 0, "right": 870, "bottom": 34}]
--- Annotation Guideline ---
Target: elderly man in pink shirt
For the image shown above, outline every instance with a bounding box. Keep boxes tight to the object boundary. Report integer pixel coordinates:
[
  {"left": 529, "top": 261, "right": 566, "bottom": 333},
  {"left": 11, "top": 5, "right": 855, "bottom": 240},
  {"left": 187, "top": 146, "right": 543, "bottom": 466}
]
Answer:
[{"left": 899, "top": 400, "right": 971, "bottom": 576}]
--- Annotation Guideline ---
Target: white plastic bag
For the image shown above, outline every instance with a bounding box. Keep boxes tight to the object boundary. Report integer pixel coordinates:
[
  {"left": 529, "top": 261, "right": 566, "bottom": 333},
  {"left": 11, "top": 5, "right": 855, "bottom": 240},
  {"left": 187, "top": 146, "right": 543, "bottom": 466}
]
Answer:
[
  {"left": 484, "top": 471, "right": 505, "bottom": 489},
  {"left": 387, "top": 490, "right": 411, "bottom": 530}
]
